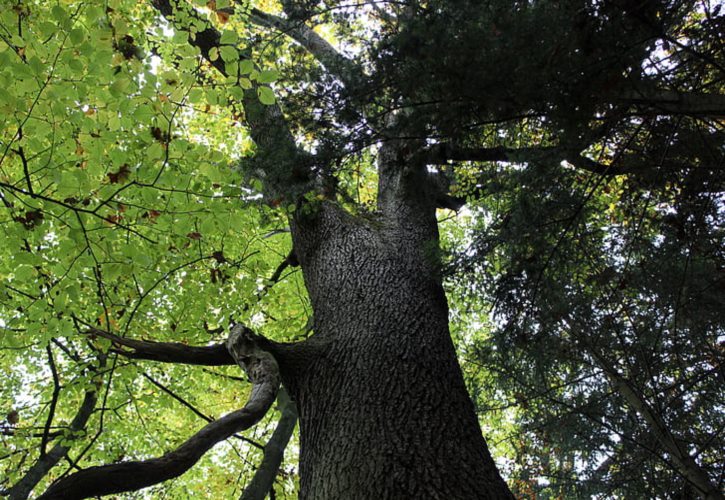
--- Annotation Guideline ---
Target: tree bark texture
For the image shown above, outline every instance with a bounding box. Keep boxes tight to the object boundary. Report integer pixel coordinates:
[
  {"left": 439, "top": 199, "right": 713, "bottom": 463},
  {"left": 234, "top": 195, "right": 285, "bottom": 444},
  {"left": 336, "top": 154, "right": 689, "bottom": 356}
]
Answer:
[{"left": 285, "top": 148, "right": 513, "bottom": 499}]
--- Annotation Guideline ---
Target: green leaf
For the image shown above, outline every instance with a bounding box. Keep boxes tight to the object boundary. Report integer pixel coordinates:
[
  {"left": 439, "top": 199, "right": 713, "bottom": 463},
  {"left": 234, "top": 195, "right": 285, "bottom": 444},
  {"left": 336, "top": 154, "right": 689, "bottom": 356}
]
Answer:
[
  {"left": 257, "top": 70, "right": 279, "bottom": 84},
  {"left": 220, "top": 30, "right": 238, "bottom": 45},
  {"left": 239, "top": 59, "right": 254, "bottom": 74},
  {"left": 188, "top": 88, "right": 204, "bottom": 103},
  {"left": 70, "top": 28, "right": 85, "bottom": 45},
  {"left": 219, "top": 46, "right": 237, "bottom": 64},
  {"left": 257, "top": 86, "right": 275, "bottom": 105}
]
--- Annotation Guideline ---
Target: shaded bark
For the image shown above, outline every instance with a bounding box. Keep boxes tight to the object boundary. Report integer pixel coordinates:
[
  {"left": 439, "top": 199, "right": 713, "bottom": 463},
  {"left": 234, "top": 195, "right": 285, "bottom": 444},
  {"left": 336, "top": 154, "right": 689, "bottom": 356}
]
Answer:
[
  {"left": 240, "top": 388, "right": 298, "bottom": 500},
  {"left": 6, "top": 352, "right": 105, "bottom": 500},
  {"left": 283, "top": 136, "right": 513, "bottom": 498},
  {"left": 66, "top": 4, "right": 514, "bottom": 498}
]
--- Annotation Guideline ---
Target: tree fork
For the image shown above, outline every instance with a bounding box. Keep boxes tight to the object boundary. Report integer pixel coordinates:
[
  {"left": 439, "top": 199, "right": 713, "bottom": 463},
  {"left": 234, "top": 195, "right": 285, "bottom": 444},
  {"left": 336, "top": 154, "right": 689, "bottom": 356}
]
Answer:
[
  {"left": 285, "top": 191, "right": 514, "bottom": 498},
  {"left": 37, "top": 326, "right": 283, "bottom": 500}
]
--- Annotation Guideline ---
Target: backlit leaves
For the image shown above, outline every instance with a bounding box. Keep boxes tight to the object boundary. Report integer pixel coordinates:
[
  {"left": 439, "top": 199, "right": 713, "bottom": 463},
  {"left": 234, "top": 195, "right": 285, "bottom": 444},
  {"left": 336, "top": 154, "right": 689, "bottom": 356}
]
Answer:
[{"left": 0, "top": 0, "right": 298, "bottom": 497}]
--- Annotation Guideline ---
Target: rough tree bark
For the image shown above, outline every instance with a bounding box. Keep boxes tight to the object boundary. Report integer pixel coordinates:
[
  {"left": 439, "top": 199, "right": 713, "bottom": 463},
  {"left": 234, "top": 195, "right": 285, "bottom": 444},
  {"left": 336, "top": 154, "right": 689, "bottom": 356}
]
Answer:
[{"left": 277, "top": 139, "right": 514, "bottom": 499}]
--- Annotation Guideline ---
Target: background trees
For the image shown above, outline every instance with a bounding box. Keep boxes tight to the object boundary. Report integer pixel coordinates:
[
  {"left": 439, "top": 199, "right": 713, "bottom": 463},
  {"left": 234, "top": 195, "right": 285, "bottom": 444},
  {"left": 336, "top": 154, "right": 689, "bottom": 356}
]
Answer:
[{"left": 0, "top": 0, "right": 723, "bottom": 498}]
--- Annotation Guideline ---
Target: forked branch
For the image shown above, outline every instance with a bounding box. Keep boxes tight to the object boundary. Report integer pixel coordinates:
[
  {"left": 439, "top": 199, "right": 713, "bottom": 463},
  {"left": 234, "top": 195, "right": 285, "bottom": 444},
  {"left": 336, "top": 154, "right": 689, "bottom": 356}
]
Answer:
[{"left": 37, "top": 326, "right": 280, "bottom": 500}]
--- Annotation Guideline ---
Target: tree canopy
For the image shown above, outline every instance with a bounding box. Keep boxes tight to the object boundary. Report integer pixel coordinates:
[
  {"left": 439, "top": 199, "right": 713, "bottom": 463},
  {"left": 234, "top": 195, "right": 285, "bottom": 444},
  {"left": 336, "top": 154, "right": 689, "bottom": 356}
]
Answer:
[{"left": 0, "top": 0, "right": 723, "bottom": 498}]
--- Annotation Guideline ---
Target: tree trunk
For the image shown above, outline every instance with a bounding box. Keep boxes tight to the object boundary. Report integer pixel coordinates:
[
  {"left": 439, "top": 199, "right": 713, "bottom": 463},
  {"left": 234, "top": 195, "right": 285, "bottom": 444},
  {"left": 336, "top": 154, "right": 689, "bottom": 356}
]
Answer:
[{"left": 284, "top": 191, "right": 513, "bottom": 498}]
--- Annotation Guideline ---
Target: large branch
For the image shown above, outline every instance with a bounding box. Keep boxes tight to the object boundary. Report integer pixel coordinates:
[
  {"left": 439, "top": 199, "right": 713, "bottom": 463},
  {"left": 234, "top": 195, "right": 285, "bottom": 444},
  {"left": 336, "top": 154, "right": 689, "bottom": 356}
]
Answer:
[
  {"left": 247, "top": 7, "right": 363, "bottom": 89},
  {"left": 84, "top": 325, "right": 318, "bottom": 395},
  {"left": 37, "top": 326, "right": 280, "bottom": 500},
  {"left": 618, "top": 89, "right": 725, "bottom": 117},
  {"left": 6, "top": 353, "right": 105, "bottom": 500},
  {"left": 239, "top": 387, "right": 298, "bottom": 500},
  {"left": 87, "top": 327, "right": 235, "bottom": 365},
  {"left": 425, "top": 144, "right": 625, "bottom": 176}
]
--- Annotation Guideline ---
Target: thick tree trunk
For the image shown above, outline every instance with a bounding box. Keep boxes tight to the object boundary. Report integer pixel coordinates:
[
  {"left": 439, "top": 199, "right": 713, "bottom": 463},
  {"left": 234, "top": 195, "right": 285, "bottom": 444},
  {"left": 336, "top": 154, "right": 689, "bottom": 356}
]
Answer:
[{"left": 285, "top": 192, "right": 513, "bottom": 498}]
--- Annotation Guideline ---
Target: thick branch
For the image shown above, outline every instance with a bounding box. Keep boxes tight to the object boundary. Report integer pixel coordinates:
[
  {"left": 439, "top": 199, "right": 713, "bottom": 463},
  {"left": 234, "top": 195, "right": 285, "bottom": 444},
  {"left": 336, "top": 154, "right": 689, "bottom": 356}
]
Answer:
[
  {"left": 247, "top": 7, "right": 362, "bottom": 89},
  {"left": 87, "top": 327, "right": 235, "bottom": 365},
  {"left": 84, "top": 325, "right": 317, "bottom": 394},
  {"left": 618, "top": 89, "right": 725, "bottom": 117},
  {"left": 425, "top": 144, "right": 625, "bottom": 176},
  {"left": 37, "top": 326, "right": 280, "bottom": 500},
  {"left": 7, "top": 360, "right": 102, "bottom": 500},
  {"left": 240, "top": 387, "right": 298, "bottom": 500},
  {"left": 591, "top": 351, "right": 723, "bottom": 500}
]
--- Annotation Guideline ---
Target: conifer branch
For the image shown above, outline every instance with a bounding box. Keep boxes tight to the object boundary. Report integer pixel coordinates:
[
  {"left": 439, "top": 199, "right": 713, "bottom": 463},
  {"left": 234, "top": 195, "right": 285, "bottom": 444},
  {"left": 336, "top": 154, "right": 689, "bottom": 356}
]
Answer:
[
  {"left": 424, "top": 144, "right": 626, "bottom": 176},
  {"left": 618, "top": 89, "right": 725, "bottom": 117}
]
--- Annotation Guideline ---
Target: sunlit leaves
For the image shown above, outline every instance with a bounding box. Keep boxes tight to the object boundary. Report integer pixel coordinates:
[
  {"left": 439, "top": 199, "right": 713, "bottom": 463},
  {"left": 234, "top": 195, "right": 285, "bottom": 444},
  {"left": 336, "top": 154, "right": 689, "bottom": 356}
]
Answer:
[
  {"left": 0, "top": 0, "right": 300, "bottom": 497},
  {"left": 257, "top": 86, "right": 275, "bottom": 105}
]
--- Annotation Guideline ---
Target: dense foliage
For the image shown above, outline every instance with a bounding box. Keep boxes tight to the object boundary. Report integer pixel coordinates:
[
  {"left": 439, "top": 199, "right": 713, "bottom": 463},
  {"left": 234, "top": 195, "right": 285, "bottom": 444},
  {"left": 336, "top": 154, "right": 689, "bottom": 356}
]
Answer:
[
  {"left": 0, "top": 0, "right": 723, "bottom": 498},
  {"left": 0, "top": 1, "right": 305, "bottom": 497},
  {"left": 436, "top": 2, "right": 725, "bottom": 497},
  {"left": 451, "top": 149, "right": 724, "bottom": 497}
]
